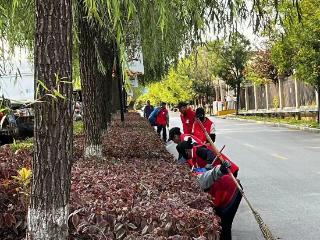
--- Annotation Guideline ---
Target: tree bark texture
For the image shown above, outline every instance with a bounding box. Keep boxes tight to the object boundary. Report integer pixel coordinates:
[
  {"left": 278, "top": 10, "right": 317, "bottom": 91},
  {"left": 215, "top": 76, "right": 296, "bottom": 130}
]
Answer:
[
  {"left": 112, "top": 75, "right": 120, "bottom": 112},
  {"left": 97, "top": 38, "right": 114, "bottom": 127},
  {"left": 27, "top": 0, "right": 73, "bottom": 239},
  {"left": 114, "top": 51, "right": 125, "bottom": 122},
  {"left": 78, "top": 0, "right": 103, "bottom": 157}
]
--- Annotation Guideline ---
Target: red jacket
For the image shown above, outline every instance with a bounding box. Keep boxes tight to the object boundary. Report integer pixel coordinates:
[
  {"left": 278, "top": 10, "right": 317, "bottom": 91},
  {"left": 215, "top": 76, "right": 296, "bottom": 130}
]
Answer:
[
  {"left": 180, "top": 108, "right": 196, "bottom": 134},
  {"left": 188, "top": 145, "right": 238, "bottom": 172},
  {"left": 193, "top": 118, "right": 215, "bottom": 143},
  {"left": 156, "top": 108, "right": 168, "bottom": 126},
  {"left": 187, "top": 145, "right": 239, "bottom": 209},
  {"left": 208, "top": 175, "right": 238, "bottom": 209}
]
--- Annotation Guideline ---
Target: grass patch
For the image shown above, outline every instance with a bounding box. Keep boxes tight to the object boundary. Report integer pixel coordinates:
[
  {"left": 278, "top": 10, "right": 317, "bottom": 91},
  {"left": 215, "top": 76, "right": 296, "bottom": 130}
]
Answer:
[
  {"left": 7, "top": 121, "right": 84, "bottom": 151},
  {"left": 11, "top": 138, "right": 34, "bottom": 151},
  {"left": 236, "top": 115, "right": 320, "bottom": 129},
  {"left": 74, "top": 121, "right": 84, "bottom": 136}
]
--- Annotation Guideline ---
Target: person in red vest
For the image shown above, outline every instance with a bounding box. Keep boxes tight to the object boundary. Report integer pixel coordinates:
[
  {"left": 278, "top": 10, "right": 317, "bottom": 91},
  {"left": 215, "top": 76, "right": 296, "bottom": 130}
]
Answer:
[
  {"left": 178, "top": 102, "right": 196, "bottom": 134},
  {"left": 193, "top": 107, "right": 216, "bottom": 144},
  {"left": 156, "top": 102, "right": 169, "bottom": 142},
  {"left": 169, "top": 127, "right": 239, "bottom": 174},
  {"left": 176, "top": 138, "right": 239, "bottom": 176},
  {"left": 169, "top": 127, "right": 202, "bottom": 145},
  {"left": 176, "top": 139, "right": 241, "bottom": 240}
]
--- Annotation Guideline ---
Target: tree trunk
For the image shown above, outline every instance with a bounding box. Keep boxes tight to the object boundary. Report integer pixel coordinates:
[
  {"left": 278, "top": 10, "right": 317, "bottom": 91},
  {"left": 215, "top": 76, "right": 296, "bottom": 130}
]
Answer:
[
  {"left": 27, "top": 0, "right": 73, "bottom": 239},
  {"left": 123, "top": 89, "right": 127, "bottom": 113},
  {"left": 97, "top": 38, "right": 114, "bottom": 127},
  {"left": 236, "top": 82, "right": 241, "bottom": 115},
  {"left": 78, "top": 0, "right": 102, "bottom": 157},
  {"left": 117, "top": 59, "right": 125, "bottom": 122}
]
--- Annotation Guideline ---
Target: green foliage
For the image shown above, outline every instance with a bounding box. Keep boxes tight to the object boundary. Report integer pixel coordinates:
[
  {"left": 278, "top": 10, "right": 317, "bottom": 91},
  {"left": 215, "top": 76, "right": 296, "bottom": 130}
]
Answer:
[
  {"left": 11, "top": 138, "right": 33, "bottom": 152},
  {"left": 246, "top": 50, "right": 278, "bottom": 84},
  {"left": 185, "top": 42, "right": 223, "bottom": 99},
  {"left": 137, "top": 60, "right": 195, "bottom": 106},
  {"left": 237, "top": 115, "right": 319, "bottom": 129},
  {"left": 270, "top": 0, "right": 320, "bottom": 88},
  {"left": 216, "top": 32, "right": 251, "bottom": 88},
  {"left": 74, "top": 121, "right": 84, "bottom": 135},
  {"left": 0, "top": 0, "right": 35, "bottom": 51},
  {"left": 272, "top": 96, "right": 279, "bottom": 109}
]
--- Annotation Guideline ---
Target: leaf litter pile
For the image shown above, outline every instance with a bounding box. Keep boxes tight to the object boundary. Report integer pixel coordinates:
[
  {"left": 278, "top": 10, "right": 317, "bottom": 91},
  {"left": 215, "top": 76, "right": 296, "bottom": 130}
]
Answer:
[{"left": 0, "top": 112, "right": 221, "bottom": 239}]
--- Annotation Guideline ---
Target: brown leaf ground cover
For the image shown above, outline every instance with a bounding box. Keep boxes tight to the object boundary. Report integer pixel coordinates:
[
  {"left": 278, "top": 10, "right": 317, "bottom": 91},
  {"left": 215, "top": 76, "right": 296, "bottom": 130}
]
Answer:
[{"left": 0, "top": 112, "right": 221, "bottom": 239}]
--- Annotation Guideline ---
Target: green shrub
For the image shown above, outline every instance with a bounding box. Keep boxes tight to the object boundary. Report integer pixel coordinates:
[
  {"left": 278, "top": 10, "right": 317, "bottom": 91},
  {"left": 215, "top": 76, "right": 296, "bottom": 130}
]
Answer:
[
  {"left": 11, "top": 138, "right": 33, "bottom": 152},
  {"left": 74, "top": 121, "right": 84, "bottom": 136}
]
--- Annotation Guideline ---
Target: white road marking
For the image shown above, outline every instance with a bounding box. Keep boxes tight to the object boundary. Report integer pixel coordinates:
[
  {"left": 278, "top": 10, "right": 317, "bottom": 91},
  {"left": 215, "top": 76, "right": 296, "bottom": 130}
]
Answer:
[
  {"left": 303, "top": 193, "right": 320, "bottom": 197},
  {"left": 306, "top": 146, "right": 320, "bottom": 149},
  {"left": 271, "top": 153, "right": 288, "bottom": 160},
  {"left": 243, "top": 143, "right": 255, "bottom": 148}
]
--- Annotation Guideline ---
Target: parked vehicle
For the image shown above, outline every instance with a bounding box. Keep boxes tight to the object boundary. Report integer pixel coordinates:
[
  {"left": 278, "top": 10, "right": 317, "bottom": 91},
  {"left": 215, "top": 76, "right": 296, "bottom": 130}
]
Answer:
[{"left": 0, "top": 97, "right": 34, "bottom": 145}]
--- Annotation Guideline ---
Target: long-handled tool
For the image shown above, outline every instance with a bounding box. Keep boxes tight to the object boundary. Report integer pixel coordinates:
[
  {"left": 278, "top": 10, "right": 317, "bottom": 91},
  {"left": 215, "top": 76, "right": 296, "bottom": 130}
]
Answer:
[{"left": 195, "top": 118, "right": 276, "bottom": 240}]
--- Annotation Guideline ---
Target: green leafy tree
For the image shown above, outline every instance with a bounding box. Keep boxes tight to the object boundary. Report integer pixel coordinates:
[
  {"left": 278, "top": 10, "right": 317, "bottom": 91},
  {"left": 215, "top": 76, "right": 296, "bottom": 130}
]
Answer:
[
  {"left": 137, "top": 59, "right": 195, "bottom": 106},
  {"left": 270, "top": 0, "right": 320, "bottom": 124},
  {"left": 217, "top": 32, "right": 251, "bottom": 114},
  {"left": 246, "top": 50, "right": 278, "bottom": 84}
]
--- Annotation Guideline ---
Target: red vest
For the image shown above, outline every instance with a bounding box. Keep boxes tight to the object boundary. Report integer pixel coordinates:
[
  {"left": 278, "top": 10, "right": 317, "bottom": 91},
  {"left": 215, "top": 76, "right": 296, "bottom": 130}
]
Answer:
[
  {"left": 212, "top": 152, "right": 239, "bottom": 176},
  {"left": 188, "top": 145, "right": 208, "bottom": 168},
  {"left": 156, "top": 108, "right": 168, "bottom": 126},
  {"left": 180, "top": 134, "right": 202, "bottom": 145},
  {"left": 193, "top": 118, "right": 214, "bottom": 143},
  {"left": 180, "top": 108, "right": 196, "bottom": 134},
  {"left": 189, "top": 145, "right": 239, "bottom": 174}
]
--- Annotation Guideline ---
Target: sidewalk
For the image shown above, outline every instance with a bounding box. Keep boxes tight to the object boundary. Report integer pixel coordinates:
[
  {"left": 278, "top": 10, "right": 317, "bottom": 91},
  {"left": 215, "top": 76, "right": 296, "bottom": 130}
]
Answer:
[{"left": 218, "top": 115, "right": 320, "bottom": 134}]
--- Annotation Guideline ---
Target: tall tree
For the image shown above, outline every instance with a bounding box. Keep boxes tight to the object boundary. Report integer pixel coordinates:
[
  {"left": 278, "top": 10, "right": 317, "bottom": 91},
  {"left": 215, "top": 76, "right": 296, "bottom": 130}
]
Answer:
[
  {"left": 246, "top": 50, "right": 278, "bottom": 85},
  {"left": 270, "top": 0, "right": 320, "bottom": 124},
  {"left": 27, "top": 0, "right": 73, "bottom": 239},
  {"left": 96, "top": 36, "right": 114, "bottom": 125},
  {"left": 78, "top": 0, "right": 103, "bottom": 157},
  {"left": 217, "top": 33, "right": 251, "bottom": 114}
]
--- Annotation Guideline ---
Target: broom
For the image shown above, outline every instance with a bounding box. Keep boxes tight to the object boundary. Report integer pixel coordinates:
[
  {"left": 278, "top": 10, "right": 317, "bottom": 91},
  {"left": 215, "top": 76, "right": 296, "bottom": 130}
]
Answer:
[{"left": 195, "top": 118, "right": 276, "bottom": 240}]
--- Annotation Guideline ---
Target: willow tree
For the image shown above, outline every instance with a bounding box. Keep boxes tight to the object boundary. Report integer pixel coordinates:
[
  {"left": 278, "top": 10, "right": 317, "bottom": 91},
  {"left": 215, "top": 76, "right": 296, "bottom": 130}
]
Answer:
[{"left": 27, "top": 0, "right": 73, "bottom": 239}]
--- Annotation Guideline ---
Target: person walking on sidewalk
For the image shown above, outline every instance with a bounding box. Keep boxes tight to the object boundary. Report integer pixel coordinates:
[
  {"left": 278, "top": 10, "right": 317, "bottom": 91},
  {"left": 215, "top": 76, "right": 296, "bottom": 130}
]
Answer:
[
  {"left": 178, "top": 102, "right": 196, "bottom": 134},
  {"left": 156, "top": 102, "right": 169, "bottom": 142},
  {"left": 143, "top": 100, "right": 154, "bottom": 119}
]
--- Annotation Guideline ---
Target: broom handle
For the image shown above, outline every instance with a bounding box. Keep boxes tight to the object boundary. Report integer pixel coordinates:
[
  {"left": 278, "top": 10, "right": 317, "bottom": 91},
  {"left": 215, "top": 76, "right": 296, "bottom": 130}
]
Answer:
[
  {"left": 195, "top": 119, "right": 257, "bottom": 213},
  {"left": 211, "top": 145, "right": 225, "bottom": 166}
]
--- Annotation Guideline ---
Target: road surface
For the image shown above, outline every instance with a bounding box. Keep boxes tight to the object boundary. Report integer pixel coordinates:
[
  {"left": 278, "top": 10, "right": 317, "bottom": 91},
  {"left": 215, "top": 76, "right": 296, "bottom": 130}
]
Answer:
[{"left": 167, "top": 112, "right": 320, "bottom": 240}]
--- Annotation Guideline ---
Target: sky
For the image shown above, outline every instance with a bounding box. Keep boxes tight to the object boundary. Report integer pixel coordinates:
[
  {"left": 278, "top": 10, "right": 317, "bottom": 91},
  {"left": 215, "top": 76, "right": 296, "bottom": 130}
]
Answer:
[
  {"left": 204, "top": 16, "right": 267, "bottom": 49},
  {"left": 0, "top": 45, "right": 34, "bottom": 101},
  {"left": 0, "top": 14, "right": 265, "bottom": 101}
]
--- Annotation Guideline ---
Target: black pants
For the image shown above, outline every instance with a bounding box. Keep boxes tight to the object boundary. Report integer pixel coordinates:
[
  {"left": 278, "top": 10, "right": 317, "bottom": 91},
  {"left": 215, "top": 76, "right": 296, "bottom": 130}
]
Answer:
[
  {"left": 157, "top": 125, "right": 167, "bottom": 141},
  {"left": 216, "top": 190, "right": 242, "bottom": 240}
]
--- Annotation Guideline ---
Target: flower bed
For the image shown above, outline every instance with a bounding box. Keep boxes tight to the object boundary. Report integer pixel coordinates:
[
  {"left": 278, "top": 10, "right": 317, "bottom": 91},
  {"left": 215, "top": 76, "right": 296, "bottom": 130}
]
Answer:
[
  {"left": 69, "top": 113, "right": 220, "bottom": 239},
  {"left": 0, "top": 112, "right": 220, "bottom": 239}
]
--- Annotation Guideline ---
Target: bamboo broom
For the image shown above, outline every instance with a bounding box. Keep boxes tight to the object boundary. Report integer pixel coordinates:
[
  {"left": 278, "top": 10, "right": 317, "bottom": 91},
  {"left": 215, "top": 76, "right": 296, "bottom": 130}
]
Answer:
[{"left": 195, "top": 119, "right": 276, "bottom": 240}]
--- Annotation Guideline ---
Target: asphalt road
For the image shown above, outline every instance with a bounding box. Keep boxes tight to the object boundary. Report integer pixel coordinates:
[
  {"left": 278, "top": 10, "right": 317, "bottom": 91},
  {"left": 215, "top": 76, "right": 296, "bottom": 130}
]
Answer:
[{"left": 167, "top": 112, "right": 320, "bottom": 240}]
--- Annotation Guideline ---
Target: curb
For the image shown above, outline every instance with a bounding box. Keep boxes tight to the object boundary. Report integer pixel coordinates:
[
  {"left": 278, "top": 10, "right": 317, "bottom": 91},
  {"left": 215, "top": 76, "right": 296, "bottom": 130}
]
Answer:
[{"left": 218, "top": 116, "right": 320, "bottom": 134}]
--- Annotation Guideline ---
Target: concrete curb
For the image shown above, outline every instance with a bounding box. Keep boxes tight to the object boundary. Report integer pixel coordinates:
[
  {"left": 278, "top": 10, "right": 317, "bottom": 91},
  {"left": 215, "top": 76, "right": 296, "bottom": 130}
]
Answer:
[{"left": 218, "top": 116, "right": 320, "bottom": 134}]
